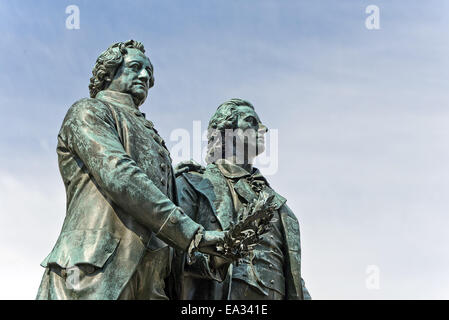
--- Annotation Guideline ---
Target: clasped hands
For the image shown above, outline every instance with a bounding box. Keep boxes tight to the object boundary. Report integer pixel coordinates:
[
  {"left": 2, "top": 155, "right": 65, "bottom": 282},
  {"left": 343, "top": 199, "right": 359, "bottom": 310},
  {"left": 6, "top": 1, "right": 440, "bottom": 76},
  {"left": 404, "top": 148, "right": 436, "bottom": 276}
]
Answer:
[{"left": 189, "top": 190, "right": 276, "bottom": 268}]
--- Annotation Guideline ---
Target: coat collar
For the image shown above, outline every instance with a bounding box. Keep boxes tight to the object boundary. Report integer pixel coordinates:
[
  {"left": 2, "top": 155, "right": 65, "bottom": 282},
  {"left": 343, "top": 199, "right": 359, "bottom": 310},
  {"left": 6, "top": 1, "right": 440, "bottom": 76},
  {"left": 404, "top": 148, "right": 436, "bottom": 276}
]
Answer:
[
  {"left": 183, "top": 163, "right": 287, "bottom": 230},
  {"left": 215, "top": 159, "right": 252, "bottom": 179},
  {"left": 96, "top": 90, "right": 138, "bottom": 111},
  {"left": 215, "top": 159, "right": 269, "bottom": 185}
]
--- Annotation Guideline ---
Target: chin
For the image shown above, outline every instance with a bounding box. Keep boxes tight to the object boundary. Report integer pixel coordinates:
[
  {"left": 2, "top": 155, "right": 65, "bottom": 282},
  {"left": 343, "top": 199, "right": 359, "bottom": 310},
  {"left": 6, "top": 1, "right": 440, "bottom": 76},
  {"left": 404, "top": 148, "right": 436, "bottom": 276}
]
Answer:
[
  {"left": 256, "top": 140, "right": 265, "bottom": 154},
  {"left": 132, "top": 91, "right": 148, "bottom": 106}
]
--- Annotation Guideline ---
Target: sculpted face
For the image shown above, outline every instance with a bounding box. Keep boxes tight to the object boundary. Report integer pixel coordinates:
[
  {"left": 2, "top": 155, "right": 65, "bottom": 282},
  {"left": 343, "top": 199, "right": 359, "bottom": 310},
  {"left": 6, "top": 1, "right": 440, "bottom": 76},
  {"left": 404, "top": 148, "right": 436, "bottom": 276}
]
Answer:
[
  {"left": 107, "top": 48, "right": 153, "bottom": 106},
  {"left": 235, "top": 106, "right": 268, "bottom": 156}
]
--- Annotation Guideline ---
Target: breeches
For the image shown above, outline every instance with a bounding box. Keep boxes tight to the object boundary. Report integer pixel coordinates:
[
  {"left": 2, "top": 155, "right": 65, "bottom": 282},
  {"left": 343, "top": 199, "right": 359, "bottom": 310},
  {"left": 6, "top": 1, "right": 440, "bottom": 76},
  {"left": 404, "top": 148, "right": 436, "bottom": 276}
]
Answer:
[{"left": 118, "top": 246, "right": 171, "bottom": 300}]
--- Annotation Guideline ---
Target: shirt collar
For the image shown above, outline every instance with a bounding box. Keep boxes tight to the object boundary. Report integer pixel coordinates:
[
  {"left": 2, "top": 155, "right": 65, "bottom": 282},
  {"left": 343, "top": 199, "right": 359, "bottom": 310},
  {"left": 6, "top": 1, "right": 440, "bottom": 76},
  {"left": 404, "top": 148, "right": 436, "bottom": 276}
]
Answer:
[{"left": 95, "top": 90, "right": 137, "bottom": 110}]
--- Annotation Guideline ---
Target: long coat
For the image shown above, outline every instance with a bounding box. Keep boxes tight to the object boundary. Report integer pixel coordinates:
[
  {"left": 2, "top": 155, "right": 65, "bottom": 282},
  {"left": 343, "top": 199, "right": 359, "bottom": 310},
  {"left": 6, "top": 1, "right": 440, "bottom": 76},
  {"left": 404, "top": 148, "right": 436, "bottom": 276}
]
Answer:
[
  {"left": 171, "top": 164, "right": 311, "bottom": 300},
  {"left": 37, "top": 90, "right": 201, "bottom": 299}
]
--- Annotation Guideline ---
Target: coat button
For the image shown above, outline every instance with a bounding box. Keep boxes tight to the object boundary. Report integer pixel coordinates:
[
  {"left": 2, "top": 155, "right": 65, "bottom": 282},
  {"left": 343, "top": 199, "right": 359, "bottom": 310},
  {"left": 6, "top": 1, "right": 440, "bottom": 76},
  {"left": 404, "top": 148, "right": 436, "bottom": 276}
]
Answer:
[
  {"left": 269, "top": 263, "right": 274, "bottom": 268},
  {"left": 160, "top": 178, "right": 166, "bottom": 185},
  {"left": 75, "top": 264, "right": 94, "bottom": 274},
  {"left": 152, "top": 134, "right": 161, "bottom": 143},
  {"left": 270, "top": 279, "right": 275, "bottom": 284},
  {"left": 160, "top": 163, "right": 166, "bottom": 171},
  {"left": 169, "top": 215, "right": 178, "bottom": 224},
  {"left": 144, "top": 120, "right": 154, "bottom": 128},
  {"left": 210, "top": 217, "right": 217, "bottom": 224}
]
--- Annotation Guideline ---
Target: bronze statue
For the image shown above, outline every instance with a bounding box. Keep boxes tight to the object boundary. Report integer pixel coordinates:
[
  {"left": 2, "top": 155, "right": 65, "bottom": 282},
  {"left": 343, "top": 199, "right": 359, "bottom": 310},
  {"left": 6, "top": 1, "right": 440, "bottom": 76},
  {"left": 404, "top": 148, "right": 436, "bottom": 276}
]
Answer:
[
  {"left": 36, "top": 41, "right": 257, "bottom": 300},
  {"left": 173, "top": 98, "right": 311, "bottom": 300}
]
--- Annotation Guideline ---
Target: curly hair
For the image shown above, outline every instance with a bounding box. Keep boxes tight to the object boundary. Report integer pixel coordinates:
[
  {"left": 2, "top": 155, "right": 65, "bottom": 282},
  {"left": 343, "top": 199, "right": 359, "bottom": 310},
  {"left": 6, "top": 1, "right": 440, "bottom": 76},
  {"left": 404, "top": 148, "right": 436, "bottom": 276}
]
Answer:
[
  {"left": 88, "top": 40, "right": 155, "bottom": 98},
  {"left": 206, "top": 98, "right": 255, "bottom": 164}
]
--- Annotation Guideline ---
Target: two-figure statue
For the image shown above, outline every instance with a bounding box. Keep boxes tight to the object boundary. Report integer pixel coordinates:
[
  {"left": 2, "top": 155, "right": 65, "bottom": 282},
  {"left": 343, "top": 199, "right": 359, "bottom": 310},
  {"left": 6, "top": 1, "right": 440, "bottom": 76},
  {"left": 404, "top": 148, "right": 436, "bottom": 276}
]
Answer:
[{"left": 36, "top": 40, "right": 310, "bottom": 300}]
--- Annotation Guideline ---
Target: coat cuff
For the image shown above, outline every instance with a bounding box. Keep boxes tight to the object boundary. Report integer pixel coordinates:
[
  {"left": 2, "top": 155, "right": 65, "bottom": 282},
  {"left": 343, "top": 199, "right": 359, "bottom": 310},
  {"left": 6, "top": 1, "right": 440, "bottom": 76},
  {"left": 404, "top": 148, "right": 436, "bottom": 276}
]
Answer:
[{"left": 155, "top": 207, "right": 203, "bottom": 251}]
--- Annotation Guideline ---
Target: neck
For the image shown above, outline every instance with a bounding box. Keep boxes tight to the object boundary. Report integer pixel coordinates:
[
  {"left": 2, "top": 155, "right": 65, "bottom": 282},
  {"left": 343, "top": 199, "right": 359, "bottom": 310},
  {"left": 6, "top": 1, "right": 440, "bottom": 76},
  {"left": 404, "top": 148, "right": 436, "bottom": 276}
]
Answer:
[
  {"left": 131, "top": 95, "right": 143, "bottom": 107},
  {"left": 98, "top": 90, "right": 137, "bottom": 108},
  {"left": 223, "top": 155, "right": 254, "bottom": 173}
]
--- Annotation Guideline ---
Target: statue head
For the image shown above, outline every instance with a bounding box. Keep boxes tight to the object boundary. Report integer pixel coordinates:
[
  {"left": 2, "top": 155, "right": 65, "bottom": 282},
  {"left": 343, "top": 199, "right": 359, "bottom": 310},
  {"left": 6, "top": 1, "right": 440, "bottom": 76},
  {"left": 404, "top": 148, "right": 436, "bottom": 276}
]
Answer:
[
  {"left": 89, "top": 40, "right": 154, "bottom": 107},
  {"left": 206, "top": 98, "right": 268, "bottom": 164}
]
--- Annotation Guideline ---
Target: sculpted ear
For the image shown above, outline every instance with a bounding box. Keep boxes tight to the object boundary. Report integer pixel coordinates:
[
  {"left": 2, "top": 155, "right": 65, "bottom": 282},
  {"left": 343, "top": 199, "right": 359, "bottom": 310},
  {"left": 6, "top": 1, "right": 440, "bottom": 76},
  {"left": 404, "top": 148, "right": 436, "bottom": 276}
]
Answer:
[{"left": 103, "top": 70, "right": 117, "bottom": 88}]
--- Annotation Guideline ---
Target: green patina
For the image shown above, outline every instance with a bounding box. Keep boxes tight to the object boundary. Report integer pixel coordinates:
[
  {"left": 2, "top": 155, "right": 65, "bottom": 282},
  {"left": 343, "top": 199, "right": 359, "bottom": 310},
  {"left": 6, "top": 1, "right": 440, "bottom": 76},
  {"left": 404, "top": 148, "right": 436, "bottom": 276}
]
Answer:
[
  {"left": 172, "top": 99, "right": 311, "bottom": 300},
  {"left": 36, "top": 40, "right": 260, "bottom": 300}
]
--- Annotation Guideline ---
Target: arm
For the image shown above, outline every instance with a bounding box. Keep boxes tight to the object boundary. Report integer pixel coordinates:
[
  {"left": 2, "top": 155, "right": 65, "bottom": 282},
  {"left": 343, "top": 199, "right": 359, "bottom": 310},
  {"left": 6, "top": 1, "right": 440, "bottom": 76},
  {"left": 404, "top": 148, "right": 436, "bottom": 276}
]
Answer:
[
  {"left": 61, "top": 99, "right": 201, "bottom": 251},
  {"left": 301, "top": 278, "right": 312, "bottom": 300},
  {"left": 280, "top": 204, "right": 311, "bottom": 300},
  {"left": 177, "top": 173, "right": 230, "bottom": 282}
]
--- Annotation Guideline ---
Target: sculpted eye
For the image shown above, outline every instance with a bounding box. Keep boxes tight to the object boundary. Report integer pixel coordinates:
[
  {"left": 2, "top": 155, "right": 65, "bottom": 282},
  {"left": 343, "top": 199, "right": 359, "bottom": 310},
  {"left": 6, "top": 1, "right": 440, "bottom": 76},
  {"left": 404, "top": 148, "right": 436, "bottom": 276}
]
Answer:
[
  {"left": 130, "top": 63, "right": 140, "bottom": 71},
  {"left": 246, "top": 116, "right": 258, "bottom": 125}
]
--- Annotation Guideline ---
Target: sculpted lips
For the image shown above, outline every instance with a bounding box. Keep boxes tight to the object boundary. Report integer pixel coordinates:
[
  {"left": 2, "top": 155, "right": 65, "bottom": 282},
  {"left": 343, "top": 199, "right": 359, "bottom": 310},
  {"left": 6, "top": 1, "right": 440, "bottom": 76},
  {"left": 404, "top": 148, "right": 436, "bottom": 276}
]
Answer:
[{"left": 133, "top": 81, "right": 147, "bottom": 90}]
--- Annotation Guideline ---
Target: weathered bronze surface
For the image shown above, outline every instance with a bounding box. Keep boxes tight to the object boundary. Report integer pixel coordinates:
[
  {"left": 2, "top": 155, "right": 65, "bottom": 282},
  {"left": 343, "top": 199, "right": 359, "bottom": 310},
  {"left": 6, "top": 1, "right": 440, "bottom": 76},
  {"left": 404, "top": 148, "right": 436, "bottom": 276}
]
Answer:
[
  {"left": 36, "top": 41, "right": 257, "bottom": 300},
  {"left": 172, "top": 99, "right": 311, "bottom": 300}
]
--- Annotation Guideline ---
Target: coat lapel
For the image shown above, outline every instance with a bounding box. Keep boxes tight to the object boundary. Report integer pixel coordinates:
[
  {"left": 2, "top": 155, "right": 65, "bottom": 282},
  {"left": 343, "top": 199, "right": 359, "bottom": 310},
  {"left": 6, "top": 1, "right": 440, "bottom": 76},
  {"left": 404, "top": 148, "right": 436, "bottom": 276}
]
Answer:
[
  {"left": 233, "top": 179, "right": 257, "bottom": 203},
  {"left": 279, "top": 204, "right": 304, "bottom": 299}
]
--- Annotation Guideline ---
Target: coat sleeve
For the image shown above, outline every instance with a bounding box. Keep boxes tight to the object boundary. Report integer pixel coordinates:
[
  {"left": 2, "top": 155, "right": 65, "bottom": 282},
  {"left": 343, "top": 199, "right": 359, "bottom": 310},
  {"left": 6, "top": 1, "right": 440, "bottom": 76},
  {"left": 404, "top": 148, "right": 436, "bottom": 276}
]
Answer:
[
  {"left": 60, "top": 99, "right": 201, "bottom": 251},
  {"left": 281, "top": 204, "right": 312, "bottom": 300},
  {"left": 176, "top": 173, "right": 229, "bottom": 282},
  {"left": 301, "top": 278, "right": 312, "bottom": 300},
  {"left": 176, "top": 173, "right": 200, "bottom": 220}
]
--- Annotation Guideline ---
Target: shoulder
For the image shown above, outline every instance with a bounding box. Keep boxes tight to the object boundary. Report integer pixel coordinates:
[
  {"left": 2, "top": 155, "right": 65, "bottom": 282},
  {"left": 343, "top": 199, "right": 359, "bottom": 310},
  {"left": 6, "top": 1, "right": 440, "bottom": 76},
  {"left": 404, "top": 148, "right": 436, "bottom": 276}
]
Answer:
[
  {"left": 178, "top": 163, "right": 222, "bottom": 182},
  {"left": 59, "top": 98, "right": 117, "bottom": 140},
  {"left": 176, "top": 170, "right": 205, "bottom": 190},
  {"left": 176, "top": 163, "right": 227, "bottom": 193},
  {"left": 60, "top": 98, "right": 117, "bottom": 134},
  {"left": 65, "top": 98, "right": 112, "bottom": 119},
  {"left": 277, "top": 201, "right": 297, "bottom": 220},
  {"left": 176, "top": 163, "right": 215, "bottom": 195},
  {"left": 174, "top": 160, "right": 205, "bottom": 176}
]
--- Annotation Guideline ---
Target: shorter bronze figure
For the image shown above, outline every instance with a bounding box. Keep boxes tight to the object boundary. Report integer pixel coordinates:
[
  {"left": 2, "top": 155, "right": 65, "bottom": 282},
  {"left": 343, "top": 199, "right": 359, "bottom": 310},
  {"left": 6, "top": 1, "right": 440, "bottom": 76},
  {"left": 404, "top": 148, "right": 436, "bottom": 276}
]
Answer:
[{"left": 173, "top": 99, "right": 311, "bottom": 300}]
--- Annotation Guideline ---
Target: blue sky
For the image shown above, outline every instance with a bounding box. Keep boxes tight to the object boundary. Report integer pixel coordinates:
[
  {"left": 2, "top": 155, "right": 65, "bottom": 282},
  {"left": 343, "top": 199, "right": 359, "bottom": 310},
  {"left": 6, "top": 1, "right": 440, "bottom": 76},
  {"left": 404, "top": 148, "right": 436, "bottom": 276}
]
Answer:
[{"left": 0, "top": 0, "right": 448, "bottom": 299}]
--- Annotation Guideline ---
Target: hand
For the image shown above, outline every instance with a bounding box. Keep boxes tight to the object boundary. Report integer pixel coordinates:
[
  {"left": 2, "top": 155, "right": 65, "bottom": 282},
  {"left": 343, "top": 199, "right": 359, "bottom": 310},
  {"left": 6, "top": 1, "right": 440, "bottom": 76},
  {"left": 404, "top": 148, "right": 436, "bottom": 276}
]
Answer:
[
  {"left": 214, "top": 190, "right": 276, "bottom": 260},
  {"left": 196, "top": 230, "right": 227, "bottom": 257},
  {"left": 187, "top": 230, "right": 233, "bottom": 266}
]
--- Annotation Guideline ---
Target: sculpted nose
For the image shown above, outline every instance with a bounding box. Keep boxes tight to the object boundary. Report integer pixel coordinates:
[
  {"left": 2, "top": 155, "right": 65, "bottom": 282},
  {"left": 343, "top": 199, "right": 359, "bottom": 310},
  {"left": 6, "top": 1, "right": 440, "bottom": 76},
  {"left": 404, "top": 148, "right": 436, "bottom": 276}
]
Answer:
[
  {"left": 138, "top": 68, "right": 150, "bottom": 86},
  {"left": 259, "top": 123, "right": 268, "bottom": 133}
]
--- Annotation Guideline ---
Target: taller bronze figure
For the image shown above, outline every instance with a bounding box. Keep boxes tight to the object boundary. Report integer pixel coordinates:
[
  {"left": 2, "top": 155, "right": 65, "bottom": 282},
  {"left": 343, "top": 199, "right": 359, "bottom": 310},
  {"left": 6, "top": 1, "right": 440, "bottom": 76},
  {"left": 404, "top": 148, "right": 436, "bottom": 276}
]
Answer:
[{"left": 36, "top": 40, "right": 232, "bottom": 300}]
